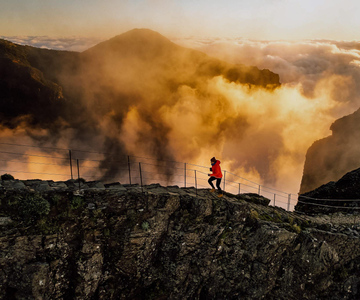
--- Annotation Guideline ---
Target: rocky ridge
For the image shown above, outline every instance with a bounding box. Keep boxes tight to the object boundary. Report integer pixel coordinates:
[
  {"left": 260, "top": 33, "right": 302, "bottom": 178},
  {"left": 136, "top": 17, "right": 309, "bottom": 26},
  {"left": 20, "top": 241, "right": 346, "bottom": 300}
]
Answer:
[
  {"left": 297, "top": 167, "right": 360, "bottom": 215},
  {"left": 1, "top": 179, "right": 360, "bottom": 299}
]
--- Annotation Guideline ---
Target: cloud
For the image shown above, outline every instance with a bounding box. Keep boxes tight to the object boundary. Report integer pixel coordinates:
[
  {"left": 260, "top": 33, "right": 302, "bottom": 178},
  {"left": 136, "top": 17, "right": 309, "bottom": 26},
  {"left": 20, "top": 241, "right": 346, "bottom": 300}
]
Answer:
[
  {"left": 176, "top": 37, "right": 360, "bottom": 115},
  {"left": 2, "top": 33, "right": 360, "bottom": 196},
  {"left": 167, "top": 37, "right": 360, "bottom": 192},
  {"left": 0, "top": 36, "right": 103, "bottom": 52}
]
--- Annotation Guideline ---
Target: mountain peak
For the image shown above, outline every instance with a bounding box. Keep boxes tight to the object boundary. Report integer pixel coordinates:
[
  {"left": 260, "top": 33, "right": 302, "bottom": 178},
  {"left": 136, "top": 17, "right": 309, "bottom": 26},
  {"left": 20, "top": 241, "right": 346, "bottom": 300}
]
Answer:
[
  {"left": 113, "top": 28, "right": 170, "bottom": 41},
  {"left": 83, "top": 28, "right": 177, "bottom": 56}
]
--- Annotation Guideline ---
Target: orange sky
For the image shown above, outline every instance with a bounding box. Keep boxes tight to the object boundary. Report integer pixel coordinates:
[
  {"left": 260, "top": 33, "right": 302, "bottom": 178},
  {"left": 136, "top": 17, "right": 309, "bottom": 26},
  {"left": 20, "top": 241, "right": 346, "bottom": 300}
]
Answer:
[{"left": 1, "top": 0, "right": 360, "bottom": 40}]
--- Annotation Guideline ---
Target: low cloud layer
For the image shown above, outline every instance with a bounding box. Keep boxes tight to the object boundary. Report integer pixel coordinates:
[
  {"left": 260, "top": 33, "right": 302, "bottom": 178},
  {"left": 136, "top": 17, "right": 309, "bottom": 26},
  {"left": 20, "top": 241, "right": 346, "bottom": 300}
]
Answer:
[
  {"left": 2, "top": 33, "right": 360, "bottom": 195},
  {"left": 0, "top": 36, "right": 102, "bottom": 52},
  {"left": 176, "top": 37, "right": 360, "bottom": 114}
]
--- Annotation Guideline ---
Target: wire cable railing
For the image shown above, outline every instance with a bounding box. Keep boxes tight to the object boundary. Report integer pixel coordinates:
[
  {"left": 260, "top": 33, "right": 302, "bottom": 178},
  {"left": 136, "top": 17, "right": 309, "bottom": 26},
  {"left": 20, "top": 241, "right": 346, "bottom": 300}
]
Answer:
[
  {"left": 0, "top": 143, "right": 297, "bottom": 210},
  {"left": 1, "top": 142, "right": 356, "bottom": 212}
]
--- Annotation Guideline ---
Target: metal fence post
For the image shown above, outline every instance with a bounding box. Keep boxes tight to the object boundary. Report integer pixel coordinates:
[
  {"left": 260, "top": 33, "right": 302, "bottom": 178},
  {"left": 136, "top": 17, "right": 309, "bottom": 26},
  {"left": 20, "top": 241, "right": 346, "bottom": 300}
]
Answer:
[
  {"left": 287, "top": 194, "right": 291, "bottom": 211},
  {"left": 258, "top": 185, "right": 261, "bottom": 195},
  {"left": 274, "top": 194, "right": 276, "bottom": 206},
  {"left": 194, "top": 170, "right": 197, "bottom": 196},
  {"left": 184, "top": 163, "right": 186, "bottom": 188},
  {"left": 77, "top": 159, "right": 80, "bottom": 190},
  {"left": 238, "top": 183, "right": 241, "bottom": 194},
  {"left": 223, "top": 170, "right": 226, "bottom": 191},
  {"left": 69, "top": 150, "right": 73, "bottom": 180},
  {"left": 128, "top": 156, "right": 131, "bottom": 185},
  {"left": 139, "top": 162, "right": 143, "bottom": 189}
]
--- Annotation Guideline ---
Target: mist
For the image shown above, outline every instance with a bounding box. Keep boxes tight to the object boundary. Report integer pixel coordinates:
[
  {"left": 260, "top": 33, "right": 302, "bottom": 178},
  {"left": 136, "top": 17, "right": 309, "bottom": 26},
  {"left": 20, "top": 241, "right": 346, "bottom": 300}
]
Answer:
[
  {"left": 164, "top": 37, "right": 360, "bottom": 191},
  {"left": 2, "top": 31, "right": 360, "bottom": 195}
]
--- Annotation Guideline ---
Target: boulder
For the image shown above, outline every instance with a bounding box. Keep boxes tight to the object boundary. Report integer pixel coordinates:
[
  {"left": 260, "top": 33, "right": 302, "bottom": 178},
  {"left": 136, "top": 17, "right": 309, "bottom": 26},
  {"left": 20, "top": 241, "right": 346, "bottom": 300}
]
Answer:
[{"left": 1, "top": 180, "right": 26, "bottom": 190}]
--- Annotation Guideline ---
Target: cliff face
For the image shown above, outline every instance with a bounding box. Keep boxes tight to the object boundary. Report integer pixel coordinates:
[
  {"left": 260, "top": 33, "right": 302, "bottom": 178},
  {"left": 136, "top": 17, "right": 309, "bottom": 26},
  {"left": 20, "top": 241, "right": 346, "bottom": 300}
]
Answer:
[
  {"left": 300, "top": 108, "right": 360, "bottom": 194},
  {"left": 1, "top": 180, "right": 360, "bottom": 299}
]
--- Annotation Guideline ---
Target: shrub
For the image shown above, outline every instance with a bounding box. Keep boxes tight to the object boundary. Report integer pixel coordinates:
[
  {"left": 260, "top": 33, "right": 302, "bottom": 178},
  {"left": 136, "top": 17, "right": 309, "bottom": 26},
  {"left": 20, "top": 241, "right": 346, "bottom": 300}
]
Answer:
[
  {"left": 50, "top": 194, "right": 62, "bottom": 206},
  {"left": 75, "top": 178, "right": 86, "bottom": 184},
  {"left": 288, "top": 216, "right": 294, "bottom": 225},
  {"left": 18, "top": 193, "right": 50, "bottom": 223},
  {"left": 71, "top": 196, "right": 84, "bottom": 210},
  {"left": 1, "top": 173, "right": 14, "bottom": 180},
  {"left": 291, "top": 224, "right": 301, "bottom": 234},
  {"left": 249, "top": 209, "right": 259, "bottom": 220},
  {"left": 141, "top": 221, "right": 150, "bottom": 231}
]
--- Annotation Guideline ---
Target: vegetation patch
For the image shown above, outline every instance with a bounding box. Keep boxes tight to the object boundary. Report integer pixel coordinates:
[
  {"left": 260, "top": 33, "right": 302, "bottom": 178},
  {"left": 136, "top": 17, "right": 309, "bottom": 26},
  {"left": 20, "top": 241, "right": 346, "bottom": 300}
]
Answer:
[
  {"left": 18, "top": 193, "right": 50, "bottom": 224},
  {"left": 142, "top": 221, "right": 150, "bottom": 231},
  {"left": 290, "top": 223, "right": 301, "bottom": 234},
  {"left": 249, "top": 209, "right": 259, "bottom": 221},
  {"left": 71, "top": 196, "right": 85, "bottom": 210},
  {"left": 1, "top": 173, "right": 14, "bottom": 180},
  {"left": 37, "top": 217, "right": 61, "bottom": 235}
]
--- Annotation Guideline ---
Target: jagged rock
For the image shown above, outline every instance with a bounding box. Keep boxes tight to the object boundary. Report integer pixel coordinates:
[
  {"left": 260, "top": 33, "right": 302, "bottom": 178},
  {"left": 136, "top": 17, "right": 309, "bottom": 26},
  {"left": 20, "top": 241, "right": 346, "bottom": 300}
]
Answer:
[
  {"left": 64, "top": 179, "right": 89, "bottom": 190},
  {"left": 238, "top": 193, "right": 271, "bottom": 206},
  {"left": 104, "top": 182, "right": 126, "bottom": 190},
  {"left": 1, "top": 180, "right": 26, "bottom": 190},
  {"left": 87, "top": 203, "right": 96, "bottom": 210},
  {"left": 0, "top": 217, "right": 12, "bottom": 226},
  {"left": 23, "top": 180, "right": 51, "bottom": 191},
  {"left": 86, "top": 181, "right": 105, "bottom": 189},
  {"left": 1, "top": 183, "right": 360, "bottom": 299},
  {"left": 48, "top": 181, "right": 68, "bottom": 190},
  {"left": 23, "top": 179, "right": 43, "bottom": 186}
]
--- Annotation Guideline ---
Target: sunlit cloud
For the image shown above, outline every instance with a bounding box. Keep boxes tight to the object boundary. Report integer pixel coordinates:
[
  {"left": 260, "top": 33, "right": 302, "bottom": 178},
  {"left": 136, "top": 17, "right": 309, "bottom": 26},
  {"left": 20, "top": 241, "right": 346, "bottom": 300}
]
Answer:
[
  {"left": 2, "top": 32, "right": 360, "bottom": 195},
  {"left": 176, "top": 37, "right": 360, "bottom": 115}
]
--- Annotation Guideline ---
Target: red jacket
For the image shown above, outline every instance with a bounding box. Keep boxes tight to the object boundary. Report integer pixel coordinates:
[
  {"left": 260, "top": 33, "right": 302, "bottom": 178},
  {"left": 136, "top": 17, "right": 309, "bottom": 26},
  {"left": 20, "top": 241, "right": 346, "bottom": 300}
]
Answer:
[{"left": 210, "top": 160, "right": 223, "bottom": 178}]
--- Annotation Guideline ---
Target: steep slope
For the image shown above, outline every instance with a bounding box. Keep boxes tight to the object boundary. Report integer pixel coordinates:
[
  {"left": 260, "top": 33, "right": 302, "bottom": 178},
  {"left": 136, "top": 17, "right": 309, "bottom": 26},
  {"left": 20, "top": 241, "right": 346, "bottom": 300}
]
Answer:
[
  {"left": 0, "top": 40, "right": 67, "bottom": 130},
  {"left": 1, "top": 180, "right": 360, "bottom": 299},
  {"left": 300, "top": 107, "right": 360, "bottom": 193}
]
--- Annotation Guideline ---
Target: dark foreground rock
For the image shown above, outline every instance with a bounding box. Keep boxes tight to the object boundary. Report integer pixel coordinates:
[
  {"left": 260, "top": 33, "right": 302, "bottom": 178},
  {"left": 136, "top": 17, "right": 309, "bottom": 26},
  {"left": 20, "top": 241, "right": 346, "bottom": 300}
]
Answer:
[
  {"left": 296, "top": 167, "right": 360, "bottom": 214},
  {"left": 1, "top": 181, "right": 360, "bottom": 299}
]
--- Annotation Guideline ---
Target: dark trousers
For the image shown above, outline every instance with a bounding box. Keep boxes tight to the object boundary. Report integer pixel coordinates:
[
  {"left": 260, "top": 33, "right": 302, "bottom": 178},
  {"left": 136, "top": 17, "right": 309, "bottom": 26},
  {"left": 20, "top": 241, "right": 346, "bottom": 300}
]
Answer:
[{"left": 208, "top": 177, "right": 222, "bottom": 191}]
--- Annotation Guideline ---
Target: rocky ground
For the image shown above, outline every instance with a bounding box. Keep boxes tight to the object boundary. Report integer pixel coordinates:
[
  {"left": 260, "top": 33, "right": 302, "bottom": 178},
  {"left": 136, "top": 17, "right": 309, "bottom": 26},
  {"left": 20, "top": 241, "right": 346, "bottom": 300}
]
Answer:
[{"left": 1, "top": 179, "right": 360, "bottom": 299}]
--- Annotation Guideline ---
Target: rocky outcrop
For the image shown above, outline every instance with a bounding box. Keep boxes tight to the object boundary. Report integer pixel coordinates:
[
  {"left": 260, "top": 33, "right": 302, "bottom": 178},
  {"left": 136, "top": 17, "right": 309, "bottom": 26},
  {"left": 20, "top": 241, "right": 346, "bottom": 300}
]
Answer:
[
  {"left": 300, "top": 107, "right": 360, "bottom": 194},
  {"left": 296, "top": 167, "right": 360, "bottom": 214},
  {"left": 1, "top": 180, "right": 360, "bottom": 299}
]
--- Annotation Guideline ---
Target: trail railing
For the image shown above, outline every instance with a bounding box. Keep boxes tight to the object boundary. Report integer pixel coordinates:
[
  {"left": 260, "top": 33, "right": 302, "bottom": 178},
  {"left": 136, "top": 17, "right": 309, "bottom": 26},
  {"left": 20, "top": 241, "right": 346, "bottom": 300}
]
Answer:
[{"left": 0, "top": 142, "right": 298, "bottom": 211}]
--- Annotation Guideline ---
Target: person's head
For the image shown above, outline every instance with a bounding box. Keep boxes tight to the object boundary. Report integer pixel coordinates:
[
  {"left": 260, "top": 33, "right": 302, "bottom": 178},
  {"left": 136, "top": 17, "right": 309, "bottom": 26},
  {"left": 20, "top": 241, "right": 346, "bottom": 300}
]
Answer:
[{"left": 211, "top": 157, "right": 216, "bottom": 163}]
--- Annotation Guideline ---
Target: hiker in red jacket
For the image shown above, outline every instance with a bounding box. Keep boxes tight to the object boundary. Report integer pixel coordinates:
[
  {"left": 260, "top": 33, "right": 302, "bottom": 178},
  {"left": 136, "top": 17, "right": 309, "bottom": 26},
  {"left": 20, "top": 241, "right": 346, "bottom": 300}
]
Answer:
[{"left": 208, "top": 157, "right": 223, "bottom": 197}]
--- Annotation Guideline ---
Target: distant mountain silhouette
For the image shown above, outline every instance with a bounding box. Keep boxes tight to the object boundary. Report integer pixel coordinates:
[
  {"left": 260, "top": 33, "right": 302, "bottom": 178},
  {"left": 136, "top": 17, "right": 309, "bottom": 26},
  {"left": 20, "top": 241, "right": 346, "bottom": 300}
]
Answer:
[
  {"left": 81, "top": 28, "right": 280, "bottom": 88},
  {"left": 300, "top": 107, "right": 360, "bottom": 193}
]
